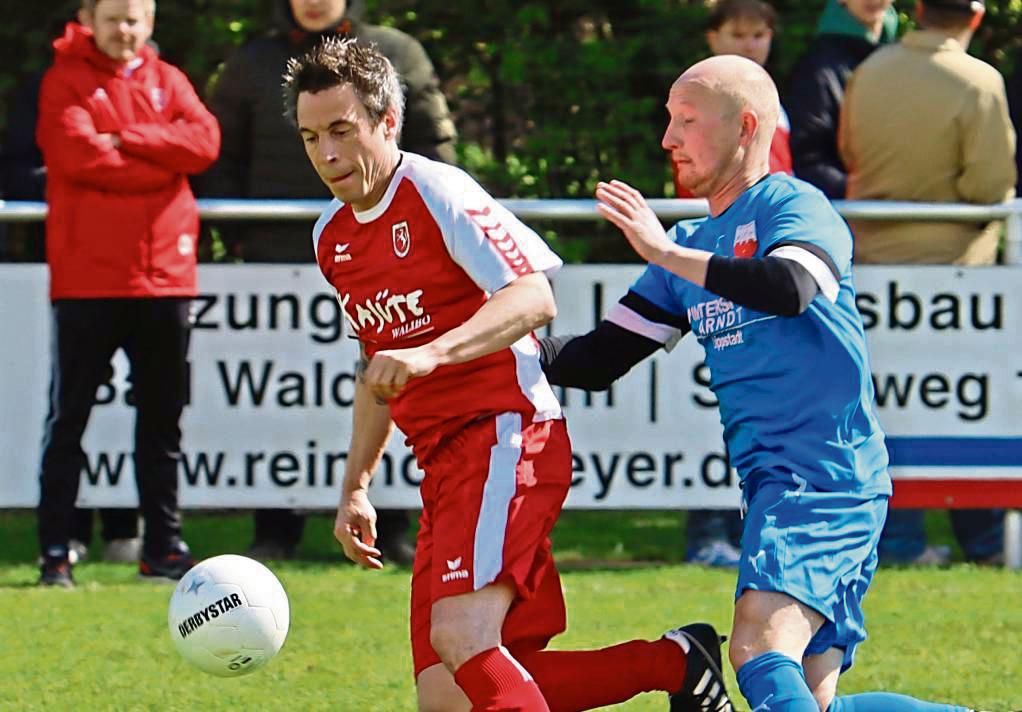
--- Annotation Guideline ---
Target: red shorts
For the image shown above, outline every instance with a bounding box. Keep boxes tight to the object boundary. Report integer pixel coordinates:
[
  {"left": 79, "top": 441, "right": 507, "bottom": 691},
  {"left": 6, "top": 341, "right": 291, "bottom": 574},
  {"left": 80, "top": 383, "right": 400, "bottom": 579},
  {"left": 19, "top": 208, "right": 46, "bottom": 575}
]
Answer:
[{"left": 409, "top": 413, "right": 572, "bottom": 677}]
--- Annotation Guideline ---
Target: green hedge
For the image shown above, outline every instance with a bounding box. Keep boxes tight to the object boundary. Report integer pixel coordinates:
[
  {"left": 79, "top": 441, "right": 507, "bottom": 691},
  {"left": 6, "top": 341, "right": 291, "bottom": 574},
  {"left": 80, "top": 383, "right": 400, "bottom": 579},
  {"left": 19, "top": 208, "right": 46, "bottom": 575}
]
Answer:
[{"left": 2, "top": 1, "right": 1019, "bottom": 259}]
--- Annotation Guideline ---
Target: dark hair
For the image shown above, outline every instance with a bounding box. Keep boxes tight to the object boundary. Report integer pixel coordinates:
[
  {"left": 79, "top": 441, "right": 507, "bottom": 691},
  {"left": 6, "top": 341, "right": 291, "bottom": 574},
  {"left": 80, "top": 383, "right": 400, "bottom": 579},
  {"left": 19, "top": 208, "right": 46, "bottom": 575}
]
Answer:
[
  {"left": 82, "top": 0, "right": 156, "bottom": 13},
  {"left": 707, "top": 0, "right": 777, "bottom": 31},
  {"left": 282, "top": 36, "right": 405, "bottom": 129},
  {"left": 920, "top": 3, "right": 979, "bottom": 30}
]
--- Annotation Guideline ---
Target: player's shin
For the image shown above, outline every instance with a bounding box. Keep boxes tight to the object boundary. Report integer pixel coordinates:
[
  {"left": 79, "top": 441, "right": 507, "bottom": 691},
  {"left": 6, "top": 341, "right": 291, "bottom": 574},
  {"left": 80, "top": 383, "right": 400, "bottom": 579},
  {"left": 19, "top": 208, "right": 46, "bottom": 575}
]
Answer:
[
  {"left": 514, "top": 638, "right": 686, "bottom": 711},
  {"left": 736, "top": 652, "right": 821, "bottom": 711},
  {"left": 829, "top": 693, "right": 972, "bottom": 712},
  {"left": 453, "top": 646, "right": 551, "bottom": 712}
]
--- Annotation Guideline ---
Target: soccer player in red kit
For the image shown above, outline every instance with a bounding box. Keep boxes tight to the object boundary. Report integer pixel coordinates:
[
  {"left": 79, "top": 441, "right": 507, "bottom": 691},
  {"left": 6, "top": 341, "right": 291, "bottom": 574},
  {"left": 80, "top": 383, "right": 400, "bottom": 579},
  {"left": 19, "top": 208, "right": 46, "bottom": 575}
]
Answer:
[{"left": 284, "top": 37, "right": 734, "bottom": 712}]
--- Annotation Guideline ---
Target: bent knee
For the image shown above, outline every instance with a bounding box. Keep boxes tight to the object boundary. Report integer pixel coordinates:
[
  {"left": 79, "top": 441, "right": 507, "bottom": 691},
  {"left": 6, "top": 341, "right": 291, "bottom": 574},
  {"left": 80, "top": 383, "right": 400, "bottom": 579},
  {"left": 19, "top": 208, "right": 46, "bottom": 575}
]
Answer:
[
  {"left": 728, "top": 632, "right": 758, "bottom": 672},
  {"left": 417, "top": 664, "right": 470, "bottom": 712},
  {"left": 428, "top": 619, "right": 467, "bottom": 666}
]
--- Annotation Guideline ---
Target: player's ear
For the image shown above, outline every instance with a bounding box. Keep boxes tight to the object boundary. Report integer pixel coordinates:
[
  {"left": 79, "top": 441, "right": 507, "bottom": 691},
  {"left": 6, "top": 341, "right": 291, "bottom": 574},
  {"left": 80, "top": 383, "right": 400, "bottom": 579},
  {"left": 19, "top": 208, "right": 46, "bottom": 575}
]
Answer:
[
  {"left": 740, "top": 110, "right": 759, "bottom": 148},
  {"left": 381, "top": 106, "right": 400, "bottom": 141}
]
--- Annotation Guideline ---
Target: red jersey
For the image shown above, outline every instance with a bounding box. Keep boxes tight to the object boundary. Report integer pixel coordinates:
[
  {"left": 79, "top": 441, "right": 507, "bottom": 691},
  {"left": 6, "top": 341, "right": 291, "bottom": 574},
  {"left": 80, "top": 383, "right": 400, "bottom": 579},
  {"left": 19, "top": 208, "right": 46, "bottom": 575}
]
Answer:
[{"left": 313, "top": 153, "right": 563, "bottom": 459}]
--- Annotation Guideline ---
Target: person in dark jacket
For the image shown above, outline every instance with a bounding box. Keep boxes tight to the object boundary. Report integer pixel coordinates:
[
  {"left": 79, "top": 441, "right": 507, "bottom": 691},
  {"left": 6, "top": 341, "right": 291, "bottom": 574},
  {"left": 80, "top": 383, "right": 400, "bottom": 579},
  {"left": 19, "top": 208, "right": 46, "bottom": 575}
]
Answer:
[
  {"left": 786, "top": 0, "right": 898, "bottom": 199},
  {"left": 35, "top": 0, "right": 220, "bottom": 587},
  {"left": 200, "top": 0, "right": 456, "bottom": 564},
  {"left": 1009, "top": 47, "right": 1022, "bottom": 196}
]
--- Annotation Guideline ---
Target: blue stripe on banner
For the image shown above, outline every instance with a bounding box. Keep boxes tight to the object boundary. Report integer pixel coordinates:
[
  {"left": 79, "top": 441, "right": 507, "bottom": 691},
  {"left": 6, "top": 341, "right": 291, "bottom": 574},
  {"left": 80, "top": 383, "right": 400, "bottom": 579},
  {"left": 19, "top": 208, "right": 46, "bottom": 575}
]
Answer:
[{"left": 886, "top": 437, "right": 1022, "bottom": 467}]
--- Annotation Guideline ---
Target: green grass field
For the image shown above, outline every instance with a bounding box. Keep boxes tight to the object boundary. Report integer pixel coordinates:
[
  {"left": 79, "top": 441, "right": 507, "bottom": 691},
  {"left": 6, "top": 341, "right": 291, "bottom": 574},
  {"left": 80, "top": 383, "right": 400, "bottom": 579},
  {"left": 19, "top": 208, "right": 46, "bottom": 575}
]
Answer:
[{"left": 1, "top": 510, "right": 1019, "bottom": 711}]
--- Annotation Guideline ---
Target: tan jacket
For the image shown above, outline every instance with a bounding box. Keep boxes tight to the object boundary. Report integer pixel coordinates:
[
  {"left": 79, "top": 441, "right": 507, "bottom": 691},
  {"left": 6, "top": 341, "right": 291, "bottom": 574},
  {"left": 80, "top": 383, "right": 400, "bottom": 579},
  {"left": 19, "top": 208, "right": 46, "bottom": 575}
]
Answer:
[{"left": 838, "top": 30, "right": 1016, "bottom": 265}]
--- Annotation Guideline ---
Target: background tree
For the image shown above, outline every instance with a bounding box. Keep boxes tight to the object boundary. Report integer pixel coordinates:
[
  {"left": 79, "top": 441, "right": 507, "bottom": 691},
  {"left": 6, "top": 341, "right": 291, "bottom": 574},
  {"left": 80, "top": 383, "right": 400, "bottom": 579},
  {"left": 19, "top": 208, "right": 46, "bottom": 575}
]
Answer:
[{"left": 2, "top": 0, "right": 1019, "bottom": 260}]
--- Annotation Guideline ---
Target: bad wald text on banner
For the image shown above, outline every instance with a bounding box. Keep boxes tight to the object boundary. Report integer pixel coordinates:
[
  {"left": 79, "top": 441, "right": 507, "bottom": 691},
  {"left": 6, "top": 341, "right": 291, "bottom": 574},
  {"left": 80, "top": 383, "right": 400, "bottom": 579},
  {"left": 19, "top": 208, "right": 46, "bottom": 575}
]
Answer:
[{"left": 0, "top": 265, "right": 1018, "bottom": 509}]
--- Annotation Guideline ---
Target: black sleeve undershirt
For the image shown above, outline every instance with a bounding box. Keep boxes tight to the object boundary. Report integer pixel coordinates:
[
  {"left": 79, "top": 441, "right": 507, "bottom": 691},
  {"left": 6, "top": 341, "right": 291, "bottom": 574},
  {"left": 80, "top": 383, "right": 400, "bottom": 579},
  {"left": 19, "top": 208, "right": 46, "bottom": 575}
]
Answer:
[
  {"left": 538, "top": 321, "right": 664, "bottom": 391},
  {"left": 539, "top": 250, "right": 826, "bottom": 391},
  {"left": 539, "top": 291, "right": 689, "bottom": 391},
  {"left": 705, "top": 255, "right": 820, "bottom": 317}
]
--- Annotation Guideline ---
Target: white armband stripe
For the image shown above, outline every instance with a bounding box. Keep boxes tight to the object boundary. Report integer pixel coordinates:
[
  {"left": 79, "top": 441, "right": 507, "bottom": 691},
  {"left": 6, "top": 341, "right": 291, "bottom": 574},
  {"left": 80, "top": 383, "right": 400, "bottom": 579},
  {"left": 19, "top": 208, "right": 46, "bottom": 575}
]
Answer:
[
  {"left": 605, "top": 303, "right": 682, "bottom": 348},
  {"left": 771, "top": 245, "right": 840, "bottom": 303}
]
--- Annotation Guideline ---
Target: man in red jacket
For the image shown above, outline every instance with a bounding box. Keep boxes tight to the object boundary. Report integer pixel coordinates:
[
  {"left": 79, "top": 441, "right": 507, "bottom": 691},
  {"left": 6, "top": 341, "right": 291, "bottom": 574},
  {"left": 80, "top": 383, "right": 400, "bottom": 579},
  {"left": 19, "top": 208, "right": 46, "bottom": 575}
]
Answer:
[{"left": 35, "top": 0, "right": 220, "bottom": 587}]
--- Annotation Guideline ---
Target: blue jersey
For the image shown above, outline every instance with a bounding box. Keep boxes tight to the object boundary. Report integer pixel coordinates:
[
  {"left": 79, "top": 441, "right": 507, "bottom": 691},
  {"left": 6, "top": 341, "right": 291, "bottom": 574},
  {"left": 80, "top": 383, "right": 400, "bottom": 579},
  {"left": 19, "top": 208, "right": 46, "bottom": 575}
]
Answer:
[{"left": 622, "top": 175, "right": 890, "bottom": 495}]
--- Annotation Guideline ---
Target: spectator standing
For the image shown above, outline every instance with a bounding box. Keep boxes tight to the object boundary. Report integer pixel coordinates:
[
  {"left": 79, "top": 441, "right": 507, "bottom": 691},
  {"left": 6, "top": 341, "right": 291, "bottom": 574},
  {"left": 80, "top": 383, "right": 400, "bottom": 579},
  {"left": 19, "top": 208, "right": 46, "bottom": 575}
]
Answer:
[
  {"left": 35, "top": 0, "right": 220, "bottom": 587},
  {"left": 787, "top": 0, "right": 898, "bottom": 199},
  {"left": 839, "top": 0, "right": 1014, "bottom": 565},
  {"left": 2, "top": 12, "right": 143, "bottom": 562},
  {"left": 671, "top": 0, "right": 792, "bottom": 569},
  {"left": 201, "top": 0, "right": 456, "bottom": 564},
  {"left": 1007, "top": 46, "right": 1022, "bottom": 196}
]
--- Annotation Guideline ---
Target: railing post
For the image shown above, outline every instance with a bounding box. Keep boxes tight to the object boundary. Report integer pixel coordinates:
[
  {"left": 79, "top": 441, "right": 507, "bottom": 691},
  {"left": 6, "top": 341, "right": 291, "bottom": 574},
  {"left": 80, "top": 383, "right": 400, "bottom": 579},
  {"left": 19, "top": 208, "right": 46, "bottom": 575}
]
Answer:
[
  {"left": 1006, "top": 510, "right": 1022, "bottom": 570},
  {"left": 1004, "top": 199, "right": 1022, "bottom": 266}
]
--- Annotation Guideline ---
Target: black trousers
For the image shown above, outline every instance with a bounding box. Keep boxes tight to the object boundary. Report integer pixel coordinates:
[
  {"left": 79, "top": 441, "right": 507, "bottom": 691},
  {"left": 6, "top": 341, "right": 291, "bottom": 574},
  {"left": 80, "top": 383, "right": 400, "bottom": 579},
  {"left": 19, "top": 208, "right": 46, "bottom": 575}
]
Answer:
[{"left": 38, "top": 298, "right": 191, "bottom": 558}]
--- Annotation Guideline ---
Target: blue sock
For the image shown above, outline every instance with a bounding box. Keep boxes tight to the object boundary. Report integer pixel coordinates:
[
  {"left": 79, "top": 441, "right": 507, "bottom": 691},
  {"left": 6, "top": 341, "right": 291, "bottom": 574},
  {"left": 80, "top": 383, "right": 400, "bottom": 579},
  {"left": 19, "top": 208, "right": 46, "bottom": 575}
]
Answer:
[
  {"left": 830, "top": 693, "right": 970, "bottom": 712},
  {"left": 736, "top": 652, "right": 819, "bottom": 711}
]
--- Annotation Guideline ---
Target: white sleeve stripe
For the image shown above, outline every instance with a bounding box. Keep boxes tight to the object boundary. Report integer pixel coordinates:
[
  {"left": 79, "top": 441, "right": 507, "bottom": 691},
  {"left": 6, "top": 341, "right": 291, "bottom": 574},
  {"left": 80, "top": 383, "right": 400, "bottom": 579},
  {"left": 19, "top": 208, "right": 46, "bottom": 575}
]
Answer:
[
  {"left": 605, "top": 302, "right": 681, "bottom": 345},
  {"left": 771, "top": 245, "right": 840, "bottom": 303},
  {"left": 312, "top": 199, "right": 344, "bottom": 255}
]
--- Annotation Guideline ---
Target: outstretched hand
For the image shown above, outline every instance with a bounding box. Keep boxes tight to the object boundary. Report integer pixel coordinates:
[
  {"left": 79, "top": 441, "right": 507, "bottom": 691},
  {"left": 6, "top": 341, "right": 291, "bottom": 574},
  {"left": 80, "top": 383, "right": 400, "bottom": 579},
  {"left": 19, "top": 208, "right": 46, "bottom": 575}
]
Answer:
[{"left": 595, "top": 180, "right": 673, "bottom": 264}]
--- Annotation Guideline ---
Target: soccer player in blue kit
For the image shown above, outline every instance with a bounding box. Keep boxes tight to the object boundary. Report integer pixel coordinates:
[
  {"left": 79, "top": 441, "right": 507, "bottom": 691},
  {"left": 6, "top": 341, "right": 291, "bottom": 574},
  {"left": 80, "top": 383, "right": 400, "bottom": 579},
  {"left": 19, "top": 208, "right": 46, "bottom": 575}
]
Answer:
[{"left": 540, "top": 55, "right": 986, "bottom": 712}]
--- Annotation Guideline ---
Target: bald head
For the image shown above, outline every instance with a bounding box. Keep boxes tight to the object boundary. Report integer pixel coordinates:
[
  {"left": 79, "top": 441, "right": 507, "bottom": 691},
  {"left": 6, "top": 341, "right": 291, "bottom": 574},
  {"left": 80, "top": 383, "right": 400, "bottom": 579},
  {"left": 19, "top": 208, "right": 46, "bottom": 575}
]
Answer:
[
  {"left": 672, "top": 55, "right": 780, "bottom": 156},
  {"left": 662, "top": 55, "right": 780, "bottom": 201}
]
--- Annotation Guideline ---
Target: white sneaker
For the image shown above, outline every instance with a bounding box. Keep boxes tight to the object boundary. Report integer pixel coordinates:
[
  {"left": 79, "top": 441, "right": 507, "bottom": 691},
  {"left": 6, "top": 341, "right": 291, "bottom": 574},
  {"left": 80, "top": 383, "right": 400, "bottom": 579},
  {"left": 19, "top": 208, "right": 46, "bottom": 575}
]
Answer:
[
  {"left": 686, "top": 541, "right": 742, "bottom": 568},
  {"left": 909, "top": 545, "right": 952, "bottom": 567},
  {"left": 68, "top": 539, "right": 88, "bottom": 565},
  {"left": 103, "top": 537, "right": 142, "bottom": 562}
]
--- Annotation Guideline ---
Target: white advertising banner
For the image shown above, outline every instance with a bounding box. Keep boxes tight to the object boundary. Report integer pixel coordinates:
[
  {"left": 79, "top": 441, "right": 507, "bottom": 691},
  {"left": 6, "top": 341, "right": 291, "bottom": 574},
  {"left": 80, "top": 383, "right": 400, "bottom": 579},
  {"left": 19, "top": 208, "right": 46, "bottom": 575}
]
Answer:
[{"left": 1, "top": 265, "right": 1019, "bottom": 509}]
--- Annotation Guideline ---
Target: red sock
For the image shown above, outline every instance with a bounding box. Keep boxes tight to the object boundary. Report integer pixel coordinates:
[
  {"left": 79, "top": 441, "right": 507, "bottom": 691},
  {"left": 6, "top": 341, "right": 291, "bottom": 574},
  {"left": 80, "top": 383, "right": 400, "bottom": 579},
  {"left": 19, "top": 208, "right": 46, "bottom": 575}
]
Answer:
[
  {"left": 514, "top": 638, "right": 686, "bottom": 712},
  {"left": 454, "top": 646, "right": 551, "bottom": 712}
]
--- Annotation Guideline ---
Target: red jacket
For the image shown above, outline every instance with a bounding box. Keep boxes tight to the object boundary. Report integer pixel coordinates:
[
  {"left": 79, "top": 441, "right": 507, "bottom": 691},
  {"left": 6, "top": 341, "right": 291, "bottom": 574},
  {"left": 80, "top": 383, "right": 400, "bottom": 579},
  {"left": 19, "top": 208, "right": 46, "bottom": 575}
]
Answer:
[{"left": 37, "top": 23, "right": 220, "bottom": 299}]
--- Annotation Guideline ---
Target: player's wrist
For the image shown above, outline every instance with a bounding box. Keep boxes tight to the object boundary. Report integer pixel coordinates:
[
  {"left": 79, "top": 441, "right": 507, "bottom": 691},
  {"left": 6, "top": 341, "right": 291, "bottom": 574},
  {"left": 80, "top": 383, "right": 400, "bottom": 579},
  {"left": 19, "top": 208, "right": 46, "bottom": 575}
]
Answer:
[{"left": 416, "top": 341, "right": 446, "bottom": 370}]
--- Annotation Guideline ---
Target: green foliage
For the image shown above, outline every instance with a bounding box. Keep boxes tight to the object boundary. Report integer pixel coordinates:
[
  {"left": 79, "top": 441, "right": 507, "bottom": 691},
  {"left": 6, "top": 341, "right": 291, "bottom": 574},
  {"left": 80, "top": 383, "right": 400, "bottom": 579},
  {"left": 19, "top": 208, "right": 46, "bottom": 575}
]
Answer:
[{"left": 2, "top": 0, "right": 1020, "bottom": 261}]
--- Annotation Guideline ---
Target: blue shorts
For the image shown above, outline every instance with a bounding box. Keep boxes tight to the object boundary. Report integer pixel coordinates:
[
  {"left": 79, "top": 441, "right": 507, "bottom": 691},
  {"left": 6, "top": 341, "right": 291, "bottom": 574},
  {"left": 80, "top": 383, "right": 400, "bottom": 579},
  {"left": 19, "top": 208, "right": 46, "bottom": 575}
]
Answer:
[{"left": 736, "top": 471, "right": 888, "bottom": 672}]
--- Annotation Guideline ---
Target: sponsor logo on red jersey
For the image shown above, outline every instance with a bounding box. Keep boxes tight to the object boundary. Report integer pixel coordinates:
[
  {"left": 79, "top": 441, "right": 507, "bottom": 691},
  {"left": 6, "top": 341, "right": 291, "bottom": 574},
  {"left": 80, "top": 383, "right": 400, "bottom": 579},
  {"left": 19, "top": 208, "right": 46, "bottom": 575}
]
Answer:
[{"left": 336, "top": 288, "right": 432, "bottom": 340}]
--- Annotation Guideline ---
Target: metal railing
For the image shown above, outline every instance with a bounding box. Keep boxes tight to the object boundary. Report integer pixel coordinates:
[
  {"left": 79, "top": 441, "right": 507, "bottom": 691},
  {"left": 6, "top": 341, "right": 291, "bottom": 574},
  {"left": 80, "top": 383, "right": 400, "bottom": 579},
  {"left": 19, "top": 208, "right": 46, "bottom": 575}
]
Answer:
[
  {"left": 3, "top": 196, "right": 1021, "bottom": 567},
  {"left": 3, "top": 197, "right": 1021, "bottom": 265}
]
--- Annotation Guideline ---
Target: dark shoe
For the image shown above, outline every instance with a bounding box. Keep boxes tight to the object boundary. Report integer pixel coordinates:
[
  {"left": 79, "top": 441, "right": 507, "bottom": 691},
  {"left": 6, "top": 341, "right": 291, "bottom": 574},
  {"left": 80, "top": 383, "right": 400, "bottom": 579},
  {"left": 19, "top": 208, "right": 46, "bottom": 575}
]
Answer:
[
  {"left": 139, "top": 541, "right": 195, "bottom": 581},
  {"left": 377, "top": 535, "right": 416, "bottom": 567},
  {"left": 664, "top": 623, "right": 733, "bottom": 712},
  {"left": 39, "top": 548, "right": 74, "bottom": 588},
  {"left": 246, "top": 541, "right": 297, "bottom": 561}
]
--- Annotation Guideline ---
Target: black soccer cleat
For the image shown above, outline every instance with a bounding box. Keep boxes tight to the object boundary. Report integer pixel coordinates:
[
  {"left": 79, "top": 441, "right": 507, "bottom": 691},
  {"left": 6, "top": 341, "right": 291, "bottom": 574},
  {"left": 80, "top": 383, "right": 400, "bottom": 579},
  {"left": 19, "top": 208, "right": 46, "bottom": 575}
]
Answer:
[
  {"left": 39, "top": 548, "right": 74, "bottom": 588},
  {"left": 139, "top": 540, "right": 196, "bottom": 581},
  {"left": 664, "top": 623, "right": 733, "bottom": 712}
]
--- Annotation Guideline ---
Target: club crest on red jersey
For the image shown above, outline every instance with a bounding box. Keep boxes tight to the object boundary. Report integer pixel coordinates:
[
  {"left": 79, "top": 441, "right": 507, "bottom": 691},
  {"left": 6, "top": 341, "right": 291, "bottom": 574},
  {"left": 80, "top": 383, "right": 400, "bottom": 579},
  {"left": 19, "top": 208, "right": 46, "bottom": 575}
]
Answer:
[
  {"left": 733, "top": 221, "right": 758, "bottom": 259},
  {"left": 392, "top": 221, "right": 411, "bottom": 258}
]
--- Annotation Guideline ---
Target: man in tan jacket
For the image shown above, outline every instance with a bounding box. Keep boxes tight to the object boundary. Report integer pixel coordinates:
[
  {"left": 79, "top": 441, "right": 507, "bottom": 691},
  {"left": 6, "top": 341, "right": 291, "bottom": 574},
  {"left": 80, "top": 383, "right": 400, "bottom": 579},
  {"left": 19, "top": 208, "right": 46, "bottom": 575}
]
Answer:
[
  {"left": 838, "top": 0, "right": 1012, "bottom": 569},
  {"left": 839, "top": 0, "right": 1016, "bottom": 266}
]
